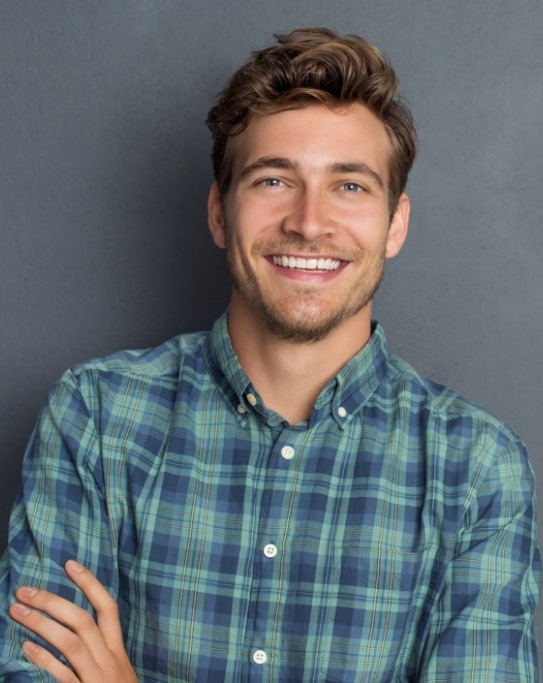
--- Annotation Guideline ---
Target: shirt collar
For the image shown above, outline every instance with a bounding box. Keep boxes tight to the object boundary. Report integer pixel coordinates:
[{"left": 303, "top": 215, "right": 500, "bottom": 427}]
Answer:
[{"left": 204, "top": 310, "right": 391, "bottom": 429}]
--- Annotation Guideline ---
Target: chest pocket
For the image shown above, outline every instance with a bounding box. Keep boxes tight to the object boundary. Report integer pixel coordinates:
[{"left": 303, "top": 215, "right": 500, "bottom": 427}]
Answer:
[{"left": 319, "top": 545, "right": 441, "bottom": 683}]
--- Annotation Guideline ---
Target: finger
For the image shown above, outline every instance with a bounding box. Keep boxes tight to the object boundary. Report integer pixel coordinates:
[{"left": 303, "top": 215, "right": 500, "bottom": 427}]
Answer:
[
  {"left": 11, "top": 583, "right": 117, "bottom": 680},
  {"left": 23, "top": 640, "right": 79, "bottom": 683},
  {"left": 64, "top": 561, "right": 125, "bottom": 653},
  {"left": 10, "top": 600, "right": 98, "bottom": 677},
  {"left": 15, "top": 586, "right": 109, "bottom": 649}
]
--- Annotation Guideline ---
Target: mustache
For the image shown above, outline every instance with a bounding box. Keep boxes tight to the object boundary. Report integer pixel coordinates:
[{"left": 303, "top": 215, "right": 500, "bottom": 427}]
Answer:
[{"left": 250, "top": 238, "right": 361, "bottom": 261}]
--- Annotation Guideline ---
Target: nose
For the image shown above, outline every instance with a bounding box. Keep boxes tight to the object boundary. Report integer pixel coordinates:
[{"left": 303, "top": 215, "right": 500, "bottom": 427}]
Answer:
[{"left": 281, "top": 188, "right": 336, "bottom": 241}]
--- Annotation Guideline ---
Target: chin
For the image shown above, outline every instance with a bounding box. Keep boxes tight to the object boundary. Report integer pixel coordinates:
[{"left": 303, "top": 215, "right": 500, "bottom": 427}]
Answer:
[{"left": 261, "top": 309, "right": 352, "bottom": 344}]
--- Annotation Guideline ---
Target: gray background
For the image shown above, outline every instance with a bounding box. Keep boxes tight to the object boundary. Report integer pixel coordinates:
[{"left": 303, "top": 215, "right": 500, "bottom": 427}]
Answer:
[{"left": 1, "top": 0, "right": 542, "bottom": 667}]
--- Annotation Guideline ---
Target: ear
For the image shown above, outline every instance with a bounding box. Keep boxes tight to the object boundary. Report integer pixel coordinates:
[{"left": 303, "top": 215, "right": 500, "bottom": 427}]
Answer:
[
  {"left": 385, "top": 193, "right": 410, "bottom": 259},
  {"left": 208, "top": 182, "right": 227, "bottom": 249}
]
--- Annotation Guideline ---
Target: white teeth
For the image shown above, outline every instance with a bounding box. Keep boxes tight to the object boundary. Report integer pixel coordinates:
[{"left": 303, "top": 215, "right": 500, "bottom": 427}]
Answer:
[{"left": 272, "top": 255, "right": 341, "bottom": 271}]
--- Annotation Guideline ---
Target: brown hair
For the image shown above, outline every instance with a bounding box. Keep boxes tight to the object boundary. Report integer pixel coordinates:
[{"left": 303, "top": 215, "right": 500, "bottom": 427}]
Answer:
[{"left": 206, "top": 27, "right": 417, "bottom": 214}]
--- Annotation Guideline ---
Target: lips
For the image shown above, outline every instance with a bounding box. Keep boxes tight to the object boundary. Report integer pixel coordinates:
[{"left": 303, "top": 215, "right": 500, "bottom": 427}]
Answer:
[{"left": 271, "top": 255, "right": 342, "bottom": 271}]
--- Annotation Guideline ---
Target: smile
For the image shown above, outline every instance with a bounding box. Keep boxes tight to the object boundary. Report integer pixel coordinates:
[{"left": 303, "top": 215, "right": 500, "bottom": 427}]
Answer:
[{"left": 271, "top": 255, "right": 342, "bottom": 271}]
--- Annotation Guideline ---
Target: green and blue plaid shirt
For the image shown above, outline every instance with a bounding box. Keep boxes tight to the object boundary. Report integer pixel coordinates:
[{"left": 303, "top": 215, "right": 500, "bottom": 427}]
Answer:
[{"left": 0, "top": 312, "right": 540, "bottom": 682}]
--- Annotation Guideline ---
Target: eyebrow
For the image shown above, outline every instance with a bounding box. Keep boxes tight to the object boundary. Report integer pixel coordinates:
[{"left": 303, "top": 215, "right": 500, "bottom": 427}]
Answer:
[
  {"left": 328, "top": 162, "right": 385, "bottom": 190},
  {"left": 238, "top": 157, "right": 297, "bottom": 181},
  {"left": 238, "top": 157, "right": 385, "bottom": 190}
]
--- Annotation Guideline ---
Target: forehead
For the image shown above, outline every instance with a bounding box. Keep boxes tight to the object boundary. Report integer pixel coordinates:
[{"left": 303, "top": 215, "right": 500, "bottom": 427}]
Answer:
[{"left": 227, "top": 103, "right": 393, "bottom": 185}]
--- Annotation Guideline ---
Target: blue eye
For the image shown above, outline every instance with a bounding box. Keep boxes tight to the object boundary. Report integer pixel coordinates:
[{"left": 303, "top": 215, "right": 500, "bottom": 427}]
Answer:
[
  {"left": 262, "top": 178, "right": 282, "bottom": 187},
  {"left": 342, "top": 182, "right": 362, "bottom": 192}
]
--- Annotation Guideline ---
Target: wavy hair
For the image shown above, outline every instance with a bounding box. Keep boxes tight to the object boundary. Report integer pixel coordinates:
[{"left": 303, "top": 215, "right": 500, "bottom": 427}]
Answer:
[{"left": 206, "top": 27, "right": 417, "bottom": 214}]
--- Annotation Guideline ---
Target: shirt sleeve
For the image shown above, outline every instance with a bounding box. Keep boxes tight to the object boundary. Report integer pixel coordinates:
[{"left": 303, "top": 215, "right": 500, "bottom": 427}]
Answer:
[
  {"left": 419, "top": 435, "right": 541, "bottom": 682},
  {"left": 0, "top": 370, "right": 118, "bottom": 681}
]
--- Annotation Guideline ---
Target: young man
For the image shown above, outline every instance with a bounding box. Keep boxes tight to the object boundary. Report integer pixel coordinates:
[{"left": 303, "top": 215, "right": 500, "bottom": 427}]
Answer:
[{"left": 0, "top": 28, "right": 540, "bottom": 683}]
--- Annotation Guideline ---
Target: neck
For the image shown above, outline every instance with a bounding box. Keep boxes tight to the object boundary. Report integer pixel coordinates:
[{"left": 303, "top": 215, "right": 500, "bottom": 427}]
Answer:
[{"left": 227, "top": 299, "right": 373, "bottom": 424}]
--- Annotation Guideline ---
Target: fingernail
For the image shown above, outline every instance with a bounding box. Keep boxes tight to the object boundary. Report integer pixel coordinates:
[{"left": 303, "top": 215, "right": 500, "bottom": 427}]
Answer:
[
  {"left": 66, "top": 559, "right": 85, "bottom": 573},
  {"left": 11, "top": 602, "right": 31, "bottom": 616},
  {"left": 18, "top": 586, "right": 37, "bottom": 598},
  {"left": 23, "top": 641, "right": 41, "bottom": 655}
]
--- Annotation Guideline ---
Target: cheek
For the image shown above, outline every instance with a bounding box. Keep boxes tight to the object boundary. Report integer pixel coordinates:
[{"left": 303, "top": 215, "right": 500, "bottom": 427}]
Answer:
[
  {"left": 223, "top": 221, "right": 252, "bottom": 263},
  {"left": 232, "top": 214, "right": 278, "bottom": 247},
  {"left": 353, "top": 225, "right": 388, "bottom": 255}
]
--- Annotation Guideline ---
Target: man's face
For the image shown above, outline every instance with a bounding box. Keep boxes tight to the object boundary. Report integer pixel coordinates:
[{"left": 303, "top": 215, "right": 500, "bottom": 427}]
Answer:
[{"left": 208, "top": 103, "right": 409, "bottom": 343}]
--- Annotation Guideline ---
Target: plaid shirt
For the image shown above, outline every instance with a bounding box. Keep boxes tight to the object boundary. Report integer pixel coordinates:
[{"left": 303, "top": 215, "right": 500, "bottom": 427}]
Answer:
[{"left": 0, "top": 312, "right": 540, "bottom": 682}]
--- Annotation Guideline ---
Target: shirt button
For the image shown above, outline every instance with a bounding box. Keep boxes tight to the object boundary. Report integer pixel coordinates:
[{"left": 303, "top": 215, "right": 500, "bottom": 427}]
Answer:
[
  {"left": 252, "top": 649, "right": 267, "bottom": 665},
  {"left": 337, "top": 406, "right": 348, "bottom": 418},
  {"left": 281, "top": 445, "right": 295, "bottom": 460},
  {"left": 263, "top": 543, "right": 277, "bottom": 558},
  {"left": 246, "top": 393, "right": 258, "bottom": 407},
  {"left": 237, "top": 404, "right": 246, "bottom": 414}
]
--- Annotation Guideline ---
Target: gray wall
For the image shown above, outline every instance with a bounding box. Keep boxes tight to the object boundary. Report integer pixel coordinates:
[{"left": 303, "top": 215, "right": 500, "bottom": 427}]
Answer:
[{"left": 1, "top": 0, "right": 542, "bottom": 667}]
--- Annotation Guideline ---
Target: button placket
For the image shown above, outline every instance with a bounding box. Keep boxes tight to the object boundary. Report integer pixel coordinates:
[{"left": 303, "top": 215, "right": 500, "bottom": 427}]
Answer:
[{"left": 249, "top": 428, "right": 299, "bottom": 671}]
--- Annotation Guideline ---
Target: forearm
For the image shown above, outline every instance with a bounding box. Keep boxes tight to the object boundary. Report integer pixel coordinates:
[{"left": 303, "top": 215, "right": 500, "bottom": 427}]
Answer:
[{"left": 0, "top": 372, "right": 119, "bottom": 679}]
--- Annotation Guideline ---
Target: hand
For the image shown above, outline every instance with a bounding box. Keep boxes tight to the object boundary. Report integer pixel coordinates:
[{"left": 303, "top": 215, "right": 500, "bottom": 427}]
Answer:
[{"left": 9, "top": 560, "right": 139, "bottom": 683}]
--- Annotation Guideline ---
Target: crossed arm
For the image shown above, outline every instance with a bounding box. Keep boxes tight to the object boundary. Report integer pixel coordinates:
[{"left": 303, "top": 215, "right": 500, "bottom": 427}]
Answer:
[
  {"left": 3, "top": 375, "right": 541, "bottom": 681},
  {"left": 8, "top": 560, "right": 137, "bottom": 683}
]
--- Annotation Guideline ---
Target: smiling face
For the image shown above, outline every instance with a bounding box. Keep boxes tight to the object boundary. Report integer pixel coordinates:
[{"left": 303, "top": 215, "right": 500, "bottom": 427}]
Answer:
[{"left": 208, "top": 103, "right": 409, "bottom": 344}]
